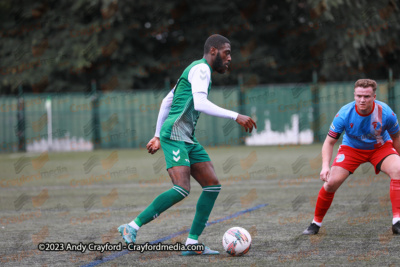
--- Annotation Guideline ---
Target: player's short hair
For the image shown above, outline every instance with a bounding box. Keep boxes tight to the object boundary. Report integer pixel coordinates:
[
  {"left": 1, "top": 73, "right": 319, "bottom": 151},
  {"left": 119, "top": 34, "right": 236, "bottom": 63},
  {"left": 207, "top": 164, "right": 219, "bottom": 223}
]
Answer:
[
  {"left": 354, "top": 79, "right": 377, "bottom": 93},
  {"left": 204, "top": 34, "right": 230, "bottom": 54}
]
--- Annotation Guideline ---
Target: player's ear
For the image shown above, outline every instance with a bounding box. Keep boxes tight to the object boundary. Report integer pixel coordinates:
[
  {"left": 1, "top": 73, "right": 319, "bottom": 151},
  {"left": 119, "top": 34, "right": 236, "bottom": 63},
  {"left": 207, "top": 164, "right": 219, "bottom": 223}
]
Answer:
[{"left": 210, "top": 46, "right": 217, "bottom": 56}]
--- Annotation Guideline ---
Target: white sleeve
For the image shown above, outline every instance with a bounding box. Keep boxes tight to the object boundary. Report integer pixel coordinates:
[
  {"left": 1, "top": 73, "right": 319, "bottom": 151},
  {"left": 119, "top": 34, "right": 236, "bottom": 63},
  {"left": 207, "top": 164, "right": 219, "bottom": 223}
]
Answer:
[
  {"left": 154, "top": 89, "right": 174, "bottom": 137},
  {"left": 193, "top": 92, "right": 239, "bottom": 120},
  {"left": 188, "top": 63, "right": 211, "bottom": 94}
]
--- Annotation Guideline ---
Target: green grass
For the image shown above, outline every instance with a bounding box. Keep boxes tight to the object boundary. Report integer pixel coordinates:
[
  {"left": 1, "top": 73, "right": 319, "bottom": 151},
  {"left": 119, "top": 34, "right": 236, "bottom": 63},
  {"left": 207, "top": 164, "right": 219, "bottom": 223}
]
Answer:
[{"left": 0, "top": 144, "right": 398, "bottom": 266}]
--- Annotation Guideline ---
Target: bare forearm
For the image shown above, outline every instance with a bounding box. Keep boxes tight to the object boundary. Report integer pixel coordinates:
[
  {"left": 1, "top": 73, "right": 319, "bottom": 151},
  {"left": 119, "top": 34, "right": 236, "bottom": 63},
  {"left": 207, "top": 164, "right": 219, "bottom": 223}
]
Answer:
[{"left": 321, "top": 137, "right": 336, "bottom": 168}]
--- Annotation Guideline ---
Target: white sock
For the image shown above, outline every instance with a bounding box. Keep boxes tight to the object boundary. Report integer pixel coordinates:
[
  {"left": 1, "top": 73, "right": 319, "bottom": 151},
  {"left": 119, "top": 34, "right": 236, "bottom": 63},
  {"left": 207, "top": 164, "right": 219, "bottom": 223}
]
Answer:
[
  {"left": 185, "top": 238, "right": 198, "bottom": 246},
  {"left": 393, "top": 218, "right": 400, "bottom": 225},
  {"left": 128, "top": 221, "right": 140, "bottom": 231},
  {"left": 312, "top": 220, "right": 322, "bottom": 227}
]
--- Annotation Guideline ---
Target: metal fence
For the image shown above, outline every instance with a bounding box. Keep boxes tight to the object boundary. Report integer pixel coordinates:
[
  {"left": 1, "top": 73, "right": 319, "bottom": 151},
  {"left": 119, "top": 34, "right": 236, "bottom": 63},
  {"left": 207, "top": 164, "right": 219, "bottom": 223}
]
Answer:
[{"left": 1, "top": 80, "right": 399, "bottom": 153}]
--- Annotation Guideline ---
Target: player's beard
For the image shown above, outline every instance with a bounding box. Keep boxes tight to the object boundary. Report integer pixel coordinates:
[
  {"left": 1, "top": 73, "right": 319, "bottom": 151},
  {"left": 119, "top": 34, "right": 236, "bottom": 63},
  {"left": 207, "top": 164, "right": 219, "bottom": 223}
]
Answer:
[{"left": 213, "top": 52, "right": 226, "bottom": 74}]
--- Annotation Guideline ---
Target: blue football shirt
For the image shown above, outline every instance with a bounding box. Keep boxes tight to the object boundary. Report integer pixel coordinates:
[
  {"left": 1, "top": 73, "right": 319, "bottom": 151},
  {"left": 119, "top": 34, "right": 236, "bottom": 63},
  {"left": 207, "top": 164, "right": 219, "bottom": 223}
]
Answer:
[{"left": 328, "top": 100, "right": 399, "bottom": 150}]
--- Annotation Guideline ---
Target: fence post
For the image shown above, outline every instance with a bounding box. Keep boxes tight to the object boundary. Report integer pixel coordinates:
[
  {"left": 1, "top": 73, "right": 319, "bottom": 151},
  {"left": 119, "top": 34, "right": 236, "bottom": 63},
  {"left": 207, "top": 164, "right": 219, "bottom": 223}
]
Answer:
[
  {"left": 91, "top": 79, "right": 101, "bottom": 149},
  {"left": 17, "top": 85, "right": 26, "bottom": 152},
  {"left": 45, "top": 96, "right": 52, "bottom": 151},
  {"left": 388, "top": 68, "right": 395, "bottom": 113},
  {"left": 311, "top": 71, "right": 320, "bottom": 143},
  {"left": 238, "top": 74, "right": 245, "bottom": 144}
]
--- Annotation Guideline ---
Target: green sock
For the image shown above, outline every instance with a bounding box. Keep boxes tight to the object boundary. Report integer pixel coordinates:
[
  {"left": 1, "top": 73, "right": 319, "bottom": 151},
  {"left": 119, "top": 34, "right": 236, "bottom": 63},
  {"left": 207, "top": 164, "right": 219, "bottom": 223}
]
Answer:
[
  {"left": 188, "top": 185, "right": 221, "bottom": 240},
  {"left": 135, "top": 185, "right": 189, "bottom": 226}
]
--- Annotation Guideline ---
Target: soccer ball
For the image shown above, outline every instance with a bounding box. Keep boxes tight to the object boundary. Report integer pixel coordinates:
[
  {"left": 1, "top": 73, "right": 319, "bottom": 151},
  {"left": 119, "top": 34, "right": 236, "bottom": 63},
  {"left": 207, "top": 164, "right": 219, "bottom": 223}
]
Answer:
[{"left": 222, "top": 227, "right": 252, "bottom": 256}]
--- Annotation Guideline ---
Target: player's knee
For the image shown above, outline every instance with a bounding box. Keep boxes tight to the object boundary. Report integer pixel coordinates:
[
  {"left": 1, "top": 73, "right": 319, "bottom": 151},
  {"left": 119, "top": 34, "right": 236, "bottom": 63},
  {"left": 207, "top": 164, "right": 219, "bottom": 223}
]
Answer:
[
  {"left": 175, "top": 182, "right": 190, "bottom": 193},
  {"left": 390, "top": 168, "right": 400, "bottom": 180},
  {"left": 210, "top": 180, "right": 220, "bottom": 186},
  {"left": 204, "top": 181, "right": 220, "bottom": 188},
  {"left": 324, "top": 182, "right": 338, "bottom": 193}
]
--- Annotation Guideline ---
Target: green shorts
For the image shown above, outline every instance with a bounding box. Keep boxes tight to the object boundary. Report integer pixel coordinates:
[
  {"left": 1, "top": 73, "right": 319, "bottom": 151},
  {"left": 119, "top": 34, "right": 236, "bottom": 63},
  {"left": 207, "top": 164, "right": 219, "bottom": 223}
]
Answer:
[{"left": 160, "top": 137, "right": 210, "bottom": 169}]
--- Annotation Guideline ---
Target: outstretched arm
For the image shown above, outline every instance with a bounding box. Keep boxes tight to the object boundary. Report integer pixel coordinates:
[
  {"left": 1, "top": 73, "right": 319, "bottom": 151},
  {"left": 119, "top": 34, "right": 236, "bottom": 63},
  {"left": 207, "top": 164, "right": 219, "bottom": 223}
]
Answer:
[
  {"left": 193, "top": 92, "right": 257, "bottom": 133},
  {"left": 193, "top": 92, "right": 238, "bottom": 119},
  {"left": 190, "top": 63, "right": 256, "bottom": 132}
]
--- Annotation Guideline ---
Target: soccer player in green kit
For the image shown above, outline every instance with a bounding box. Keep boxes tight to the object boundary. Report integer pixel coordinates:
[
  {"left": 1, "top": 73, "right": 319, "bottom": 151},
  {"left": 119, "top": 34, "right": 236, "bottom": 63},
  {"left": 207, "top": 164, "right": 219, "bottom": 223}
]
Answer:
[{"left": 118, "top": 34, "right": 257, "bottom": 255}]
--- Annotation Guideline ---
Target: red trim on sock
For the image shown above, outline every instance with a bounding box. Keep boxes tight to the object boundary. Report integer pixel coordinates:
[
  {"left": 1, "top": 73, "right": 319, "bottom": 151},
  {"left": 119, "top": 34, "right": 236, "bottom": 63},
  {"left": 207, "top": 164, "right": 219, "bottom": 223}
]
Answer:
[
  {"left": 314, "top": 186, "right": 335, "bottom": 223},
  {"left": 390, "top": 179, "right": 400, "bottom": 218}
]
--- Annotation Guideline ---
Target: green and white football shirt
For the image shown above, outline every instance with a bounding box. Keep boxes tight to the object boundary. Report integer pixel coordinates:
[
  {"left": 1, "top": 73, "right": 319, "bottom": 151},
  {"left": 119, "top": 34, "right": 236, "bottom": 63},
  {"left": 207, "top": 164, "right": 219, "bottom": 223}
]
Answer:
[{"left": 160, "top": 58, "right": 212, "bottom": 143}]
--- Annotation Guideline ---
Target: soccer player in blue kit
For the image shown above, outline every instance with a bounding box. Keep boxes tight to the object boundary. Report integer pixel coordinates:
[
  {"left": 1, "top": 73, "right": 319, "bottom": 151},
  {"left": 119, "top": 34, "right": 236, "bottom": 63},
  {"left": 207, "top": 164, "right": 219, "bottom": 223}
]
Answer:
[{"left": 303, "top": 79, "right": 400, "bottom": 235}]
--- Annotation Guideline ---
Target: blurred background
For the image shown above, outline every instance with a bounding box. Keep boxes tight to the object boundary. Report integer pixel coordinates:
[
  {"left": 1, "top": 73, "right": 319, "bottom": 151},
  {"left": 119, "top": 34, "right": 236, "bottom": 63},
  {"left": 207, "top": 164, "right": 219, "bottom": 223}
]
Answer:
[{"left": 1, "top": 0, "right": 399, "bottom": 152}]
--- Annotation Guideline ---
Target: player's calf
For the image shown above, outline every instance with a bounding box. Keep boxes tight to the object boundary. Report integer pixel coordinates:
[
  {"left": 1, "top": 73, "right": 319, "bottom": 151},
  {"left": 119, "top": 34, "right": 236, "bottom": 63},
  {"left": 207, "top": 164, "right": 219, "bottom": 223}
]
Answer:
[
  {"left": 390, "top": 179, "right": 400, "bottom": 234},
  {"left": 118, "top": 185, "right": 190, "bottom": 244}
]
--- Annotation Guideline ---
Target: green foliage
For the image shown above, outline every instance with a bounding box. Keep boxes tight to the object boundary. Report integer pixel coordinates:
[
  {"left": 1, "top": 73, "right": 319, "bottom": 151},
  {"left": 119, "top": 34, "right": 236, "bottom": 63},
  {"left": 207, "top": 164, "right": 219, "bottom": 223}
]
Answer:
[{"left": 0, "top": 0, "right": 399, "bottom": 94}]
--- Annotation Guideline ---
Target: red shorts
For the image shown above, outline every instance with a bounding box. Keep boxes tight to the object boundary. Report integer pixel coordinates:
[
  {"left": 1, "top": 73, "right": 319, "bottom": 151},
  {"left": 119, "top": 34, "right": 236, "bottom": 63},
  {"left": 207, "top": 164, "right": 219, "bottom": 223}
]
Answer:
[{"left": 332, "top": 141, "right": 399, "bottom": 174}]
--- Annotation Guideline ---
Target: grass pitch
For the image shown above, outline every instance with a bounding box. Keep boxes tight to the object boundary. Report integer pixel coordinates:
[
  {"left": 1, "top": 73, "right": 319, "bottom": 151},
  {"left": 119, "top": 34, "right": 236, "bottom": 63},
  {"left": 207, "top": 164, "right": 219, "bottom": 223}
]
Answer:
[{"left": 0, "top": 144, "right": 398, "bottom": 266}]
